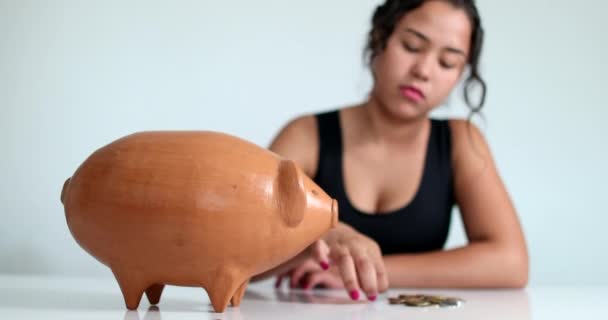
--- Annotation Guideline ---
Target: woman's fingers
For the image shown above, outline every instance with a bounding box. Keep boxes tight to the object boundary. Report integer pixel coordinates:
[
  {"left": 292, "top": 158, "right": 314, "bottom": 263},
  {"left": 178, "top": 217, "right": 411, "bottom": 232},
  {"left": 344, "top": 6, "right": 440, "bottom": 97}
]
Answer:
[
  {"left": 275, "top": 271, "right": 290, "bottom": 289},
  {"left": 330, "top": 245, "right": 362, "bottom": 300},
  {"left": 351, "top": 248, "right": 378, "bottom": 300},
  {"left": 307, "top": 270, "right": 343, "bottom": 289},
  {"left": 310, "top": 239, "right": 330, "bottom": 270},
  {"left": 375, "top": 259, "right": 389, "bottom": 293},
  {"left": 326, "top": 239, "right": 384, "bottom": 301},
  {"left": 289, "top": 259, "right": 320, "bottom": 288}
]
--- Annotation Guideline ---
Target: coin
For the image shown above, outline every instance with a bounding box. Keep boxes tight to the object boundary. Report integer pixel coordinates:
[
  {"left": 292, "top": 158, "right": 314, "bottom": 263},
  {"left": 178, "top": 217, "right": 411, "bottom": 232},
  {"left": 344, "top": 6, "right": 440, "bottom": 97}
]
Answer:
[
  {"left": 388, "top": 294, "right": 465, "bottom": 308},
  {"left": 439, "top": 297, "right": 464, "bottom": 308},
  {"left": 427, "top": 295, "right": 445, "bottom": 304}
]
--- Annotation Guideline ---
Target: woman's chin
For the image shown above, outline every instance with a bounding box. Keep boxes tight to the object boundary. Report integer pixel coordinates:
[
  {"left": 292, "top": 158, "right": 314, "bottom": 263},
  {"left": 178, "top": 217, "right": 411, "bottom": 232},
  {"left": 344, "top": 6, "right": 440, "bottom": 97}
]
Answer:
[{"left": 388, "top": 103, "right": 427, "bottom": 122}]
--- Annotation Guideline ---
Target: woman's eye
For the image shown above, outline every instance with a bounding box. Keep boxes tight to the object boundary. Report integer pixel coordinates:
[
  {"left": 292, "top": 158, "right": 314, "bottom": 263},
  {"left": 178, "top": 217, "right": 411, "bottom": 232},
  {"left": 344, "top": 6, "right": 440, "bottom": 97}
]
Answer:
[
  {"left": 402, "top": 42, "right": 421, "bottom": 52},
  {"left": 440, "top": 60, "right": 457, "bottom": 69}
]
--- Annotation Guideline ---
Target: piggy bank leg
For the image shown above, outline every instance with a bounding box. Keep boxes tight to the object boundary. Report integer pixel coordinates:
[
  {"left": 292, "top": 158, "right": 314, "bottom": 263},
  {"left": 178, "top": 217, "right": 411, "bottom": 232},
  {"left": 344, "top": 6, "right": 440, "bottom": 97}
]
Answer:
[
  {"left": 230, "top": 279, "right": 249, "bottom": 307},
  {"left": 145, "top": 284, "right": 165, "bottom": 305},
  {"left": 204, "top": 269, "right": 245, "bottom": 313},
  {"left": 112, "top": 269, "right": 148, "bottom": 310}
]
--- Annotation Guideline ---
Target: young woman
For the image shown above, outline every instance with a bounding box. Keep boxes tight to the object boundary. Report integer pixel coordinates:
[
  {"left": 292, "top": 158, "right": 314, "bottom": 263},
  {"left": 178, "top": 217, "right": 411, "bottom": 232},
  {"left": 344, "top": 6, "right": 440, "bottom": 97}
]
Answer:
[{"left": 254, "top": 0, "right": 528, "bottom": 302}]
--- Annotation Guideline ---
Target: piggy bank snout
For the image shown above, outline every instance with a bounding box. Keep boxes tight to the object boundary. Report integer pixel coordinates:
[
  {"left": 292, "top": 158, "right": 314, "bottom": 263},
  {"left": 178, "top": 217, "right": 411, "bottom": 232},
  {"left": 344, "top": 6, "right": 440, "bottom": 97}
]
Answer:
[
  {"left": 331, "top": 199, "right": 338, "bottom": 228},
  {"left": 61, "top": 177, "right": 71, "bottom": 205}
]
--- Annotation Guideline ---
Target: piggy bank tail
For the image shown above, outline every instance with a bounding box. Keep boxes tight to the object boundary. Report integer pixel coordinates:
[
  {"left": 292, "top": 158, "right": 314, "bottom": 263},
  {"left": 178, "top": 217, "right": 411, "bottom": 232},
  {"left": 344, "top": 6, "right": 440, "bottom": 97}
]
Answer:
[{"left": 61, "top": 177, "right": 71, "bottom": 204}]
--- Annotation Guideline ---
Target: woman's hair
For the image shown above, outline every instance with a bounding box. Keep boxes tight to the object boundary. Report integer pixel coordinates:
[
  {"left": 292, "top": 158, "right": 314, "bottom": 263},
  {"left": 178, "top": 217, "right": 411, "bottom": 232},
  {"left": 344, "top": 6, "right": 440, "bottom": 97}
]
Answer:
[{"left": 364, "top": 0, "right": 486, "bottom": 118}]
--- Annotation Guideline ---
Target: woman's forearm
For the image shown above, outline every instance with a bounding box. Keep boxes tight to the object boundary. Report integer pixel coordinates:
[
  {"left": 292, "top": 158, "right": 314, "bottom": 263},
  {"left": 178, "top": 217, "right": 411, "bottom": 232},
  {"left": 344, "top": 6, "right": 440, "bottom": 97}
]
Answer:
[{"left": 384, "top": 242, "right": 528, "bottom": 288}]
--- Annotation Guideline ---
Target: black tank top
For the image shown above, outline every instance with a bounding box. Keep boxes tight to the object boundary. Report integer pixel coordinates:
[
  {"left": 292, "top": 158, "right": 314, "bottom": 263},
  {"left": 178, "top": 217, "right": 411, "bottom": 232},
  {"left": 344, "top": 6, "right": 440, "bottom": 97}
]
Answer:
[{"left": 313, "top": 110, "right": 455, "bottom": 255}]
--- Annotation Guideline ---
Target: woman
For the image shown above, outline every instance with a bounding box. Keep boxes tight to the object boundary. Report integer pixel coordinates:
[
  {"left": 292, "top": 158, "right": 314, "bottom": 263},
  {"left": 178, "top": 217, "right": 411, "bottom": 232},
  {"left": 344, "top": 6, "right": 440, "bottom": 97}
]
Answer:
[{"left": 254, "top": 0, "right": 528, "bottom": 302}]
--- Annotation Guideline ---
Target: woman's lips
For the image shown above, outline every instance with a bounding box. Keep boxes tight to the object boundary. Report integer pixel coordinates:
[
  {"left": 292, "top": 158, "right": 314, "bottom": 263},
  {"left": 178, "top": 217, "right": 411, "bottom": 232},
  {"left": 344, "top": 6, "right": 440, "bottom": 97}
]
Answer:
[{"left": 399, "top": 85, "right": 425, "bottom": 103}]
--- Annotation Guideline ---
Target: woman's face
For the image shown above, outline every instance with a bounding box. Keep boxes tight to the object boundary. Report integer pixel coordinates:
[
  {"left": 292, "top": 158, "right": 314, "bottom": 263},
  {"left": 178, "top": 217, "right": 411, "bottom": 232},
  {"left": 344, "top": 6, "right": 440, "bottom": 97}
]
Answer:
[{"left": 371, "top": 0, "right": 472, "bottom": 120}]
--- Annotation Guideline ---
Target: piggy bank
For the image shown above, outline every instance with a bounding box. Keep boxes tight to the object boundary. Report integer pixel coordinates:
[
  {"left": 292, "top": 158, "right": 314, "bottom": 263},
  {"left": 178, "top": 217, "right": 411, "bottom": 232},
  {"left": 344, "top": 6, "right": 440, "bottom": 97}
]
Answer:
[{"left": 60, "top": 131, "right": 338, "bottom": 312}]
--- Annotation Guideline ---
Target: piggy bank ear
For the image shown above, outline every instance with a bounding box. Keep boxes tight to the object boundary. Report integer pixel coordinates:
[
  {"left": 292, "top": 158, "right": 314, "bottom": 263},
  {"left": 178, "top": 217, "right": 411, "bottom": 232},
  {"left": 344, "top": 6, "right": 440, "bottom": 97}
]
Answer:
[{"left": 276, "top": 159, "right": 306, "bottom": 228}]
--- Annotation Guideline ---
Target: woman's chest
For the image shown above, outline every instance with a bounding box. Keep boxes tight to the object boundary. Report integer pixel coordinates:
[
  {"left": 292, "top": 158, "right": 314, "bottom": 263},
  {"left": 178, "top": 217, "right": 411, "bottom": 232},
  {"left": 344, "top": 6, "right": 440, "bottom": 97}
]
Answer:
[{"left": 342, "top": 147, "right": 427, "bottom": 214}]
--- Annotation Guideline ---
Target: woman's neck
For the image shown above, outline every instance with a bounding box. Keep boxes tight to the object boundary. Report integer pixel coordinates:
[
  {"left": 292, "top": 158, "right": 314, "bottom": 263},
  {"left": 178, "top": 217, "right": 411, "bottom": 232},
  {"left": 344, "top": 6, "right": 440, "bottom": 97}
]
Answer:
[{"left": 354, "top": 98, "right": 430, "bottom": 148}]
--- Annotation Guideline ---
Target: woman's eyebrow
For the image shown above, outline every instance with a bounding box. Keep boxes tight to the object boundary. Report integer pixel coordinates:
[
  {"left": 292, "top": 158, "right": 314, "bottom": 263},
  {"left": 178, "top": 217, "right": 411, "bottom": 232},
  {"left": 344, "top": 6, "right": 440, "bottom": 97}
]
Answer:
[
  {"left": 403, "top": 27, "right": 429, "bottom": 41},
  {"left": 403, "top": 27, "right": 466, "bottom": 56}
]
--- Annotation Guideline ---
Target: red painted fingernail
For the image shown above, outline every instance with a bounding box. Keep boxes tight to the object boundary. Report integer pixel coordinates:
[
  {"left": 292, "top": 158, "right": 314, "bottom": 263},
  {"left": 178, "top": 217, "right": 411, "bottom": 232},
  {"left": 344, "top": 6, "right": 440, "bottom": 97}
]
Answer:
[
  {"left": 368, "top": 295, "right": 377, "bottom": 301},
  {"left": 301, "top": 281, "right": 310, "bottom": 289},
  {"left": 350, "top": 290, "right": 360, "bottom": 300},
  {"left": 320, "top": 261, "right": 329, "bottom": 270}
]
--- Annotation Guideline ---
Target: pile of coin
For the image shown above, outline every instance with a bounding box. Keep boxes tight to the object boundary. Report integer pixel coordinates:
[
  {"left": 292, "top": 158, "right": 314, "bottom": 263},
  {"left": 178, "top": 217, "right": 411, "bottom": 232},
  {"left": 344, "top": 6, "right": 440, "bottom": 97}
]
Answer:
[{"left": 388, "top": 294, "right": 464, "bottom": 308}]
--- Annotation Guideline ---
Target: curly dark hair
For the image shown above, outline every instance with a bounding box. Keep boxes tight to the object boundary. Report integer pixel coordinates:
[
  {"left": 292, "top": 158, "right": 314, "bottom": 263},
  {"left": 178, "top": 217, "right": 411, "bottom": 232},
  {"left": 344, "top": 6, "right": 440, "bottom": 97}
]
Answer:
[{"left": 364, "top": 0, "right": 486, "bottom": 117}]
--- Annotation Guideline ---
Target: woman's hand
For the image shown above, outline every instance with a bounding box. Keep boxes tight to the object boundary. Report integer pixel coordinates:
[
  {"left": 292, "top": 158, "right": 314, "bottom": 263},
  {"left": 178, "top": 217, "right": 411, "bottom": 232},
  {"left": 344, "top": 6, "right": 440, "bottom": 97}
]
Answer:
[
  {"left": 275, "top": 223, "right": 389, "bottom": 301},
  {"left": 323, "top": 224, "right": 388, "bottom": 300},
  {"left": 275, "top": 258, "right": 344, "bottom": 290},
  {"left": 274, "top": 240, "right": 332, "bottom": 289}
]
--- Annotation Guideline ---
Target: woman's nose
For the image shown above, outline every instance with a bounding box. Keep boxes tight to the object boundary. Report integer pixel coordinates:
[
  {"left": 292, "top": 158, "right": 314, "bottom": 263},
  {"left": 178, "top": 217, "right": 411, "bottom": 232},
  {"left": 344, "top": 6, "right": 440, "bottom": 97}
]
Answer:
[{"left": 410, "top": 54, "right": 433, "bottom": 81}]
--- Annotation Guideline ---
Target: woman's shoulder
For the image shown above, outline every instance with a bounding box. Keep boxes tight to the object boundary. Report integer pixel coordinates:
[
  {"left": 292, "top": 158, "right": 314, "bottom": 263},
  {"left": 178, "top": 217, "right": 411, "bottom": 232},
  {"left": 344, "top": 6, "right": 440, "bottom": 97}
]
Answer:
[
  {"left": 268, "top": 111, "right": 328, "bottom": 177},
  {"left": 268, "top": 107, "right": 352, "bottom": 176},
  {"left": 273, "top": 107, "right": 347, "bottom": 141},
  {"left": 444, "top": 118, "right": 489, "bottom": 153},
  {"left": 443, "top": 118, "right": 494, "bottom": 180},
  {"left": 277, "top": 113, "right": 318, "bottom": 137}
]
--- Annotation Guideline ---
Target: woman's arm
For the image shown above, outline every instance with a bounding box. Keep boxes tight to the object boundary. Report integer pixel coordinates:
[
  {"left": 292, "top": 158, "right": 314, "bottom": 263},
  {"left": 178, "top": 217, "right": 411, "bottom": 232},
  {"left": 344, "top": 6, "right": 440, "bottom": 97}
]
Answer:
[{"left": 384, "top": 120, "right": 528, "bottom": 288}]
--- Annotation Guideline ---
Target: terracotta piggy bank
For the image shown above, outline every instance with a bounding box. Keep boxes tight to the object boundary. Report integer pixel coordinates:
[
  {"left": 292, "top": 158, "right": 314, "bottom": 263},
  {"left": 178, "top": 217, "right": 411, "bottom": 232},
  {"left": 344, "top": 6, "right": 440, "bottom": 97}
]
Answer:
[{"left": 60, "top": 131, "right": 338, "bottom": 312}]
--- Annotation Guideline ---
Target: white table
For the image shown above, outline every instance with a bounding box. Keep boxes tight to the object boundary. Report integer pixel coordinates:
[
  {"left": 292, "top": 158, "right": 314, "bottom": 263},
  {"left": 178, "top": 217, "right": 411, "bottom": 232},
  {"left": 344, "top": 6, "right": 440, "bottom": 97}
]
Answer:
[{"left": 0, "top": 275, "right": 604, "bottom": 319}]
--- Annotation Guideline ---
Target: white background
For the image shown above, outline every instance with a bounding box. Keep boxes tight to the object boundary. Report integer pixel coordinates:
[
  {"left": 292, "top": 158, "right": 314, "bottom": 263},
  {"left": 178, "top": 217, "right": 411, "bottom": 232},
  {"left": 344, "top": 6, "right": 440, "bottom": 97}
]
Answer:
[{"left": 1, "top": 0, "right": 606, "bottom": 285}]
